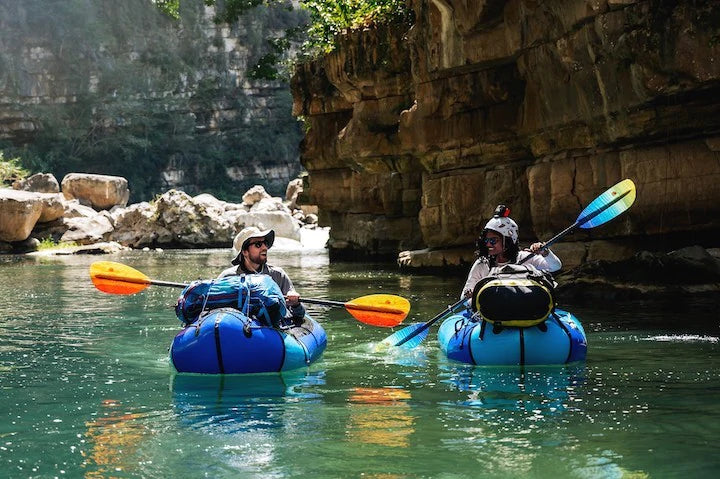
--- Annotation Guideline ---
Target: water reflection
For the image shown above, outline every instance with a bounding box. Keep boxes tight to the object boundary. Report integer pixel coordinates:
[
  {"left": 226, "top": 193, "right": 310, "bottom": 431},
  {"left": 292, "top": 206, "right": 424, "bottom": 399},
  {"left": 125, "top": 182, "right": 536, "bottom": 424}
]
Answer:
[
  {"left": 171, "top": 371, "right": 325, "bottom": 433},
  {"left": 82, "top": 399, "right": 147, "bottom": 478},
  {"left": 440, "top": 363, "right": 587, "bottom": 414},
  {"left": 346, "top": 387, "right": 414, "bottom": 448}
]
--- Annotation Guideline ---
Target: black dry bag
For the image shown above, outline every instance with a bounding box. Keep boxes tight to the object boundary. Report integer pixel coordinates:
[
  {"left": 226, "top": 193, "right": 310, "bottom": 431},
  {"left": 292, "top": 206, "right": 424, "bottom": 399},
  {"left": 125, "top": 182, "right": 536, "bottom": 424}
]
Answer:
[{"left": 471, "top": 264, "right": 556, "bottom": 327}]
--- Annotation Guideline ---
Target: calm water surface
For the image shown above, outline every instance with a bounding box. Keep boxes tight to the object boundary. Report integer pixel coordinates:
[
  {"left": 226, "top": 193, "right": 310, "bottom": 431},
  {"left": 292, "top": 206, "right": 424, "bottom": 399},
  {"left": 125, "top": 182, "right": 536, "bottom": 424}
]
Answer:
[{"left": 0, "top": 248, "right": 718, "bottom": 478}]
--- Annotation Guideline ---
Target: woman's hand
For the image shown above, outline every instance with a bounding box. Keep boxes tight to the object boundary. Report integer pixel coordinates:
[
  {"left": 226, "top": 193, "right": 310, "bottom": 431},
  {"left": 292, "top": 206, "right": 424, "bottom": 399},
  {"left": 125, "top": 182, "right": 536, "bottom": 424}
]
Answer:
[
  {"left": 529, "top": 242, "right": 549, "bottom": 256},
  {"left": 285, "top": 292, "right": 300, "bottom": 306}
]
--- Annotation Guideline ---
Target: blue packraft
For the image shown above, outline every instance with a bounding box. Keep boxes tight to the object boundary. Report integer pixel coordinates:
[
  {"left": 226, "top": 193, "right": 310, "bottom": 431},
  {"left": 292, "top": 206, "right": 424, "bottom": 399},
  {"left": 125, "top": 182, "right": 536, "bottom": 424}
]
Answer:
[{"left": 175, "top": 274, "right": 287, "bottom": 327}]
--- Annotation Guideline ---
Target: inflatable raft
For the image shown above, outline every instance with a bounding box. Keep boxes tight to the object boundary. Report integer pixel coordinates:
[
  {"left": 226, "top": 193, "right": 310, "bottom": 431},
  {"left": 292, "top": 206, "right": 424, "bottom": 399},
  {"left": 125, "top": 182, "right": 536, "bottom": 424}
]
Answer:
[
  {"left": 437, "top": 308, "right": 587, "bottom": 366},
  {"left": 170, "top": 308, "right": 327, "bottom": 374}
]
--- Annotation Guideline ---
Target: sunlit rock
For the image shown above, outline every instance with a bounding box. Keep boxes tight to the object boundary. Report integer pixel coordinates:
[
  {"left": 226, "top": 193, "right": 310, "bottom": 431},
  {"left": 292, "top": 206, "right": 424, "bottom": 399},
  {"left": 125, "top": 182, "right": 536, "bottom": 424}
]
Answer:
[
  {"left": 12, "top": 173, "right": 60, "bottom": 193},
  {"left": 60, "top": 215, "right": 115, "bottom": 245},
  {"left": 0, "top": 189, "right": 44, "bottom": 242},
  {"left": 61, "top": 173, "right": 130, "bottom": 211},
  {"left": 242, "top": 185, "right": 271, "bottom": 206}
]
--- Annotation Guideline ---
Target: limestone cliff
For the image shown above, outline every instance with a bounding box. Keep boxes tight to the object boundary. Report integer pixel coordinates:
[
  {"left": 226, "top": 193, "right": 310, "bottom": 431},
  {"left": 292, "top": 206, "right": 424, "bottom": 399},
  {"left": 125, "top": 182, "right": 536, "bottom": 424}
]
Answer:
[
  {"left": 292, "top": 0, "right": 720, "bottom": 267},
  {"left": 0, "top": 0, "right": 304, "bottom": 201}
]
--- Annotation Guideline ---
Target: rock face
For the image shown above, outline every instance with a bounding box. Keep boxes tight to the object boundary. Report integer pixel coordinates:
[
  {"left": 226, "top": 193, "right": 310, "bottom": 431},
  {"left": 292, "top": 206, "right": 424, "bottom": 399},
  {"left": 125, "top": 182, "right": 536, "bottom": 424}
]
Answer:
[
  {"left": 61, "top": 173, "right": 130, "bottom": 210},
  {"left": 291, "top": 1, "right": 720, "bottom": 264},
  {"left": 0, "top": 0, "right": 304, "bottom": 200}
]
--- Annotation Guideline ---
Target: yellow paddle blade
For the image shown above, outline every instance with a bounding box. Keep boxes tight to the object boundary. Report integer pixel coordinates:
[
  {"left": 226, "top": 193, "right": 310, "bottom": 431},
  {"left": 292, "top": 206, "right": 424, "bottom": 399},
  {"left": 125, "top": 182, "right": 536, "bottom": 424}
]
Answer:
[
  {"left": 90, "top": 261, "right": 151, "bottom": 295},
  {"left": 344, "top": 294, "right": 410, "bottom": 327}
]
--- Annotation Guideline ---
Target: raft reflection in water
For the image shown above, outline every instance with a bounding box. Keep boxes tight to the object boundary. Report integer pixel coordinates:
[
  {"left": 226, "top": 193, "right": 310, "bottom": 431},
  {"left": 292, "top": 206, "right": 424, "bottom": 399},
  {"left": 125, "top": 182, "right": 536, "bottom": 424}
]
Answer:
[
  {"left": 441, "top": 363, "right": 587, "bottom": 413},
  {"left": 171, "top": 371, "right": 325, "bottom": 433}
]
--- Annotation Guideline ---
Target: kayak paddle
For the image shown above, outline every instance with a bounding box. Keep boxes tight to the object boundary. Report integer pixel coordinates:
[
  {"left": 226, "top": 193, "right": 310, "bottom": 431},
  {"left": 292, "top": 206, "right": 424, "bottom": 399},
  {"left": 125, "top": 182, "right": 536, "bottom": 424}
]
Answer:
[
  {"left": 90, "top": 261, "right": 409, "bottom": 327},
  {"left": 382, "top": 178, "right": 637, "bottom": 349},
  {"left": 518, "top": 178, "right": 637, "bottom": 263}
]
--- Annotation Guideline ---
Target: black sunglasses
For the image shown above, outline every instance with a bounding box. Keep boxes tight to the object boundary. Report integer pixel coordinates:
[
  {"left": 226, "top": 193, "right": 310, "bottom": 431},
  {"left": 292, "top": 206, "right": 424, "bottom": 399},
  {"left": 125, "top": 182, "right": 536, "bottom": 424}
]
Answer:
[
  {"left": 248, "top": 239, "right": 269, "bottom": 249},
  {"left": 483, "top": 237, "right": 499, "bottom": 246}
]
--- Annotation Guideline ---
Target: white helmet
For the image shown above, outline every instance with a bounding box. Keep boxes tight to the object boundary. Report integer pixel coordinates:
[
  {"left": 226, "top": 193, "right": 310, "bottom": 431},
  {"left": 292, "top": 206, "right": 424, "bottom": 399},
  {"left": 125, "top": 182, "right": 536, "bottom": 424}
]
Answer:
[{"left": 483, "top": 205, "right": 518, "bottom": 244}]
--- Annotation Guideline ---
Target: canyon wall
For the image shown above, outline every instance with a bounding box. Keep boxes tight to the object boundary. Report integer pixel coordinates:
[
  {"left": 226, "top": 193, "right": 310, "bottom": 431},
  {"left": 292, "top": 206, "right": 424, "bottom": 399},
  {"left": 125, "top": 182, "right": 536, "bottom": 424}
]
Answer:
[
  {"left": 0, "top": 0, "right": 304, "bottom": 201},
  {"left": 292, "top": 0, "right": 720, "bottom": 267}
]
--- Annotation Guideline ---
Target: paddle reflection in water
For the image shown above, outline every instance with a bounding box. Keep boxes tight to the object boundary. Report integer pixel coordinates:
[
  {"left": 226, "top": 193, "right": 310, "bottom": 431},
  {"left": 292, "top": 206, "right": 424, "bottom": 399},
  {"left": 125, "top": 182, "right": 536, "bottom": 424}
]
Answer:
[
  {"left": 82, "top": 399, "right": 147, "bottom": 478},
  {"left": 346, "top": 387, "right": 414, "bottom": 448}
]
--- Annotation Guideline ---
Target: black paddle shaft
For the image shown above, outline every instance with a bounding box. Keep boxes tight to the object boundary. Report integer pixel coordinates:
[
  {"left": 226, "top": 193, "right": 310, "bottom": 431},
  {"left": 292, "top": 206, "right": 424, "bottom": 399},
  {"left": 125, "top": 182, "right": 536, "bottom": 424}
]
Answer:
[{"left": 393, "top": 298, "right": 466, "bottom": 347}]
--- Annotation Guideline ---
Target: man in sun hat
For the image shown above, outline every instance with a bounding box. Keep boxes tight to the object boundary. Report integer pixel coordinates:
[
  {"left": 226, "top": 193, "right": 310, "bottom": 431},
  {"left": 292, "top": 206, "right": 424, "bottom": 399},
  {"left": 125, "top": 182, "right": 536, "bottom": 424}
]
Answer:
[{"left": 219, "top": 225, "right": 305, "bottom": 320}]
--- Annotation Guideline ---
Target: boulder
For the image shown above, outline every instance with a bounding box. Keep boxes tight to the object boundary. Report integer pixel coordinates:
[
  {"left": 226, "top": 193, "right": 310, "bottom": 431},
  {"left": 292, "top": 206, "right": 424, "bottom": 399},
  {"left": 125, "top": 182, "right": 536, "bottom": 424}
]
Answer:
[
  {"left": 245, "top": 211, "right": 302, "bottom": 241},
  {"left": 110, "top": 190, "right": 236, "bottom": 248},
  {"left": 36, "top": 193, "right": 66, "bottom": 223},
  {"left": 63, "top": 200, "right": 100, "bottom": 219},
  {"left": 285, "top": 178, "right": 303, "bottom": 209},
  {"left": 60, "top": 215, "right": 115, "bottom": 245},
  {"left": 61, "top": 173, "right": 130, "bottom": 210},
  {"left": 0, "top": 189, "right": 44, "bottom": 242},
  {"left": 242, "top": 185, "right": 271, "bottom": 206},
  {"left": 13, "top": 173, "right": 60, "bottom": 193},
  {"left": 250, "top": 196, "right": 291, "bottom": 214}
]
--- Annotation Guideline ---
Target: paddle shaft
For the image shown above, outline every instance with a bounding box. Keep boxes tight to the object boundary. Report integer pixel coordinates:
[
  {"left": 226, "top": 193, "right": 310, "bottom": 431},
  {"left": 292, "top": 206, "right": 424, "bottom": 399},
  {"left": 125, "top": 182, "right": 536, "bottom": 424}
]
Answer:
[
  {"left": 94, "top": 273, "right": 186, "bottom": 288},
  {"left": 518, "top": 186, "right": 632, "bottom": 265},
  {"left": 95, "top": 272, "right": 402, "bottom": 314},
  {"left": 393, "top": 298, "right": 466, "bottom": 347},
  {"left": 301, "top": 297, "right": 407, "bottom": 315}
]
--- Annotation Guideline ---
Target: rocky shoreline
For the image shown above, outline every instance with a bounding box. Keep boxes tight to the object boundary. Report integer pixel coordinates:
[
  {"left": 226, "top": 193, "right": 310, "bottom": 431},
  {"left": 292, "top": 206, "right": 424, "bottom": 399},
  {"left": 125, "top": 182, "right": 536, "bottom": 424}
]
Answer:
[{"left": 1, "top": 173, "right": 322, "bottom": 255}]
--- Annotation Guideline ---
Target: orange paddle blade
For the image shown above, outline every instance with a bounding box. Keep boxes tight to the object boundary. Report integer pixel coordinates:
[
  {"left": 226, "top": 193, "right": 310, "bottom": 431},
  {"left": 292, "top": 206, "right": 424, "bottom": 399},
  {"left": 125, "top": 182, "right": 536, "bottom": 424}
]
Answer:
[
  {"left": 344, "top": 294, "right": 410, "bottom": 327},
  {"left": 90, "top": 261, "right": 151, "bottom": 295}
]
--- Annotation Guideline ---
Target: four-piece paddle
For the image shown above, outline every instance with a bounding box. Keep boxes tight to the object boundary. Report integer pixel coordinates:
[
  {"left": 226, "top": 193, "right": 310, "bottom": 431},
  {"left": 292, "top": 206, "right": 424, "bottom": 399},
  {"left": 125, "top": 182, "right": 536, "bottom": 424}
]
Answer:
[
  {"left": 381, "top": 178, "right": 637, "bottom": 349},
  {"left": 90, "top": 261, "right": 409, "bottom": 328}
]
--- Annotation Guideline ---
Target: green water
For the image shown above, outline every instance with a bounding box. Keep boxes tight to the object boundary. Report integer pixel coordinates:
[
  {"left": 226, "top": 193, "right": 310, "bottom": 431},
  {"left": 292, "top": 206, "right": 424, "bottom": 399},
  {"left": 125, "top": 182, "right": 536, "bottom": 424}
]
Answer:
[{"left": 1, "top": 249, "right": 718, "bottom": 478}]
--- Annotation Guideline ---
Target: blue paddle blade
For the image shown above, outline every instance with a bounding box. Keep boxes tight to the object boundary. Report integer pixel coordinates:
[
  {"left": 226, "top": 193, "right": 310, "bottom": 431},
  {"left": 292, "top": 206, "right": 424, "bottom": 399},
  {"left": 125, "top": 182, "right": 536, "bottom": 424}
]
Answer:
[
  {"left": 381, "top": 323, "right": 429, "bottom": 349},
  {"left": 577, "top": 179, "right": 636, "bottom": 229}
]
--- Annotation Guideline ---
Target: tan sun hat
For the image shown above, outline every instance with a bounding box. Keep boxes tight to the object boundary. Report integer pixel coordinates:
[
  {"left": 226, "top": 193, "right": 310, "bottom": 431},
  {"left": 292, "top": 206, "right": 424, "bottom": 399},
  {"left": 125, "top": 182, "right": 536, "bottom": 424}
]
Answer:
[{"left": 230, "top": 226, "right": 275, "bottom": 265}]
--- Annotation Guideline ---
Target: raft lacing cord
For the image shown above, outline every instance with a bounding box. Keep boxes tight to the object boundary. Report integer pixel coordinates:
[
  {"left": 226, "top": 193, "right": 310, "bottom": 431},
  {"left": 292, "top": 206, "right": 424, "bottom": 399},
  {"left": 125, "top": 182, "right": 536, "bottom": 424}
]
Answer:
[
  {"left": 236, "top": 277, "right": 292, "bottom": 333},
  {"left": 191, "top": 281, "right": 217, "bottom": 337},
  {"left": 552, "top": 311, "right": 574, "bottom": 363},
  {"left": 453, "top": 309, "right": 477, "bottom": 352},
  {"left": 237, "top": 277, "right": 255, "bottom": 337}
]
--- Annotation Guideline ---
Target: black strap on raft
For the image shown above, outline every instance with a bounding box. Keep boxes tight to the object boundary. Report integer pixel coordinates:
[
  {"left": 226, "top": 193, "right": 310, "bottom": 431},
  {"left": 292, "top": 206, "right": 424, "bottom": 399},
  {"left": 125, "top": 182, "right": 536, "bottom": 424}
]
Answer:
[
  {"left": 276, "top": 328, "right": 287, "bottom": 372},
  {"left": 214, "top": 313, "right": 225, "bottom": 374},
  {"left": 551, "top": 311, "right": 574, "bottom": 364},
  {"left": 519, "top": 328, "right": 525, "bottom": 366}
]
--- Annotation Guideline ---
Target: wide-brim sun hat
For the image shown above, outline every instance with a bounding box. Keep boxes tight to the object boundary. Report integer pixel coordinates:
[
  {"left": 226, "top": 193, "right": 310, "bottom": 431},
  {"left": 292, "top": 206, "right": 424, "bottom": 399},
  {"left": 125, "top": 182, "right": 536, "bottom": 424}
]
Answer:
[{"left": 231, "top": 226, "right": 275, "bottom": 265}]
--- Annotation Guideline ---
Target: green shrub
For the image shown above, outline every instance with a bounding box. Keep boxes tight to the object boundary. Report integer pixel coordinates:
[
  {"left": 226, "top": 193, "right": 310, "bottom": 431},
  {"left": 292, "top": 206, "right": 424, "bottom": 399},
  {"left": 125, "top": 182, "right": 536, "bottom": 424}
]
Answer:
[
  {"left": 0, "top": 152, "right": 29, "bottom": 186},
  {"left": 37, "top": 237, "right": 79, "bottom": 251}
]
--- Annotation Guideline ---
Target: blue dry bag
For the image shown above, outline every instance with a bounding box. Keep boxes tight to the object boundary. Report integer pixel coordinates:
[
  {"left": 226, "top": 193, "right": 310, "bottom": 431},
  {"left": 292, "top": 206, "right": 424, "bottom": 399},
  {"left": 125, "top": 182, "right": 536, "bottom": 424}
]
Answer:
[{"left": 175, "top": 274, "right": 287, "bottom": 327}]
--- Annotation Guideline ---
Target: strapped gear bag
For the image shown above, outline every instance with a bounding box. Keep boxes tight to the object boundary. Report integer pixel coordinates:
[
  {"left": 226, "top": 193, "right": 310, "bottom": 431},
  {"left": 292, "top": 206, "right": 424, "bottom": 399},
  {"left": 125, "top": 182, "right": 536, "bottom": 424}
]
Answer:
[
  {"left": 471, "top": 264, "right": 557, "bottom": 328},
  {"left": 175, "top": 274, "right": 288, "bottom": 327}
]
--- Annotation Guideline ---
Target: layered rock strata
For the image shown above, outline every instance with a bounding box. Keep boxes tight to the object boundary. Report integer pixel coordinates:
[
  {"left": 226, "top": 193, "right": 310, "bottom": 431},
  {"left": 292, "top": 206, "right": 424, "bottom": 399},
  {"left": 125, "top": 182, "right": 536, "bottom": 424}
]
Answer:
[{"left": 292, "top": 0, "right": 720, "bottom": 266}]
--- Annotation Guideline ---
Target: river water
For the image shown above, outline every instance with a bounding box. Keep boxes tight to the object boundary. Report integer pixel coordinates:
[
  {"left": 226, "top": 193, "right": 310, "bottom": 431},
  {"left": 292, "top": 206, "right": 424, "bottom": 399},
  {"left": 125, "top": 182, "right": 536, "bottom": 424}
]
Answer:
[{"left": 1, "top": 247, "right": 718, "bottom": 478}]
